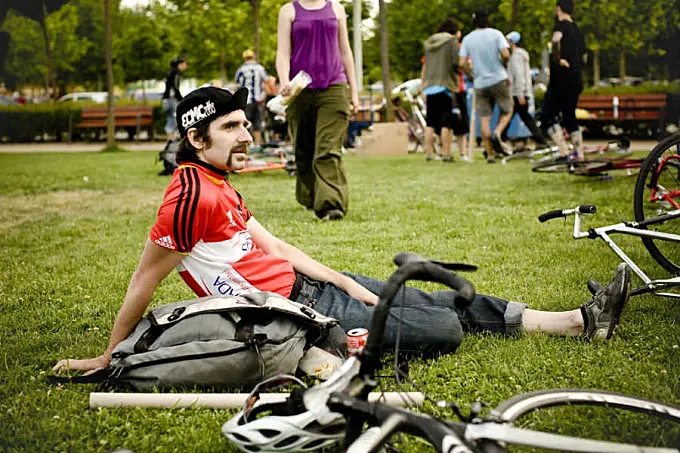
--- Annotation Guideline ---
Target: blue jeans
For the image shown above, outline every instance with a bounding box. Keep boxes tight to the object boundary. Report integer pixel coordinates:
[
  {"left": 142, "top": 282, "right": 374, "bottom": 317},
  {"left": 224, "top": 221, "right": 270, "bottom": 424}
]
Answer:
[
  {"left": 294, "top": 273, "right": 527, "bottom": 357},
  {"left": 163, "top": 98, "right": 178, "bottom": 135}
]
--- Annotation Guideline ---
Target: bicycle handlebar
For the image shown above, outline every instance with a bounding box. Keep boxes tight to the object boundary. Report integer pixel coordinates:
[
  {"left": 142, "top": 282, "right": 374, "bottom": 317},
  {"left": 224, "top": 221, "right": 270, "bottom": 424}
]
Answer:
[
  {"left": 538, "top": 205, "right": 597, "bottom": 223},
  {"left": 361, "top": 252, "right": 476, "bottom": 375}
]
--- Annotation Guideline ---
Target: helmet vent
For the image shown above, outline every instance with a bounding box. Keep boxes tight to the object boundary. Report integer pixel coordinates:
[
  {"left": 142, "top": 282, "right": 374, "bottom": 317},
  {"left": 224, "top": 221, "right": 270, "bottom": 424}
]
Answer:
[
  {"left": 273, "top": 435, "right": 301, "bottom": 448},
  {"left": 258, "top": 429, "right": 282, "bottom": 439}
]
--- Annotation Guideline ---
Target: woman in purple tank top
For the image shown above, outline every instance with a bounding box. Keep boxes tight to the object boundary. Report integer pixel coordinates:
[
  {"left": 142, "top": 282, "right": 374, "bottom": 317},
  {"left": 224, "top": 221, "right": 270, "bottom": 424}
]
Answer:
[{"left": 276, "top": 0, "right": 358, "bottom": 221}]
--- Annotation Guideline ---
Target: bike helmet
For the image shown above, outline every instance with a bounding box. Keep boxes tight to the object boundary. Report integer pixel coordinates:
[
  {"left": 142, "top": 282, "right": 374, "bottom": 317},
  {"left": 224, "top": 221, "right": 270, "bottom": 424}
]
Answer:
[{"left": 222, "top": 375, "right": 345, "bottom": 452}]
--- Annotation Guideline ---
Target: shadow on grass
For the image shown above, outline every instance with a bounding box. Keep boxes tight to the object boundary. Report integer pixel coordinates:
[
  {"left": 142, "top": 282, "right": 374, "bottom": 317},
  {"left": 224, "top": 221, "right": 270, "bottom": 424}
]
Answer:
[{"left": 101, "top": 144, "right": 129, "bottom": 153}]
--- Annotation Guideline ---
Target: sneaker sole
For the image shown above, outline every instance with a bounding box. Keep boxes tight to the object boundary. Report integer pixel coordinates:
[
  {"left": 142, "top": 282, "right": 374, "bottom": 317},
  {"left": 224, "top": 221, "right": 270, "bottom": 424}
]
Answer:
[{"left": 606, "top": 264, "right": 632, "bottom": 339}]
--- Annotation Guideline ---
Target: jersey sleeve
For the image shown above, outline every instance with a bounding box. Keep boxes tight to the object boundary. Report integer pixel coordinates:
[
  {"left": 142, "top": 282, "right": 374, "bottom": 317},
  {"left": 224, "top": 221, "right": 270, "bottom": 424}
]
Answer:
[
  {"left": 497, "top": 30, "right": 509, "bottom": 51},
  {"left": 149, "top": 168, "right": 212, "bottom": 254}
]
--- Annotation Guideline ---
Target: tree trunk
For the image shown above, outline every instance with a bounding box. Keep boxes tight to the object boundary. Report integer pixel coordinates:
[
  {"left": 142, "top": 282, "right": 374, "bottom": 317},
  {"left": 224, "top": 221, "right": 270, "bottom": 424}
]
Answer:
[
  {"left": 378, "top": 0, "right": 393, "bottom": 122},
  {"left": 251, "top": 0, "right": 260, "bottom": 59},
  {"left": 510, "top": 0, "right": 520, "bottom": 29},
  {"left": 618, "top": 51, "right": 626, "bottom": 78},
  {"left": 593, "top": 48, "right": 601, "bottom": 86},
  {"left": 39, "top": 2, "right": 54, "bottom": 98},
  {"left": 105, "top": 0, "right": 116, "bottom": 148},
  {"left": 219, "top": 49, "right": 226, "bottom": 83}
]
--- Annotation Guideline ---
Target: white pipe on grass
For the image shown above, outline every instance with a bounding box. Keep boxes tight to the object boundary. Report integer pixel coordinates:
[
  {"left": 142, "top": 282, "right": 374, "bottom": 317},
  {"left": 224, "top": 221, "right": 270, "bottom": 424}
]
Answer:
[{"left": 90, "top": 392, "right": 425, "bottom": 409}]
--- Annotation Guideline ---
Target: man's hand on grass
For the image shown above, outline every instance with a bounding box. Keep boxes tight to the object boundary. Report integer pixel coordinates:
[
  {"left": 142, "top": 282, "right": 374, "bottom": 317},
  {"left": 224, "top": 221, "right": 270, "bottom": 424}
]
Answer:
[{"left": 52, "top": 354, "right": 110, "bottom": 375}]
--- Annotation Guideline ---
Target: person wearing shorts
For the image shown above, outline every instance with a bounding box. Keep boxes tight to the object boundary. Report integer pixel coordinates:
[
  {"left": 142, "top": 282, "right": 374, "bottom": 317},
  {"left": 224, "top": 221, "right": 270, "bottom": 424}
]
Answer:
[
  {"left": 421, "top": 18, "right": 463, "bottom": 162},
  {"left": 459, "top": 9, "right": 514, "bottom": 163},
  {"left": 540, "top": 0, "right": 587, "bottom": 159},
  {"left": 236, "top": 49, "right": 270, "bottom": 146}
]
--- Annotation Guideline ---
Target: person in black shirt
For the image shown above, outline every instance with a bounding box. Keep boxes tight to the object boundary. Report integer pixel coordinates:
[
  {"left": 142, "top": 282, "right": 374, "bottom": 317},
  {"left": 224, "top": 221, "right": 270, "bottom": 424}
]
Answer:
[
  {"left": 162, "top": 57, "right": 188, "bottom": 140},
  {"left": 539, "top": 0, "right": 586, "bottom": 159}
]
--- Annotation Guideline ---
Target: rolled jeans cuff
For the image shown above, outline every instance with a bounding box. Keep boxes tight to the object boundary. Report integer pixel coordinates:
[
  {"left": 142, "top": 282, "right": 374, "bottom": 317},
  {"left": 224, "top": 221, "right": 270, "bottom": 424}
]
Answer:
[{"left": 505, "top": 301, "right": 528, "bottom": 334}]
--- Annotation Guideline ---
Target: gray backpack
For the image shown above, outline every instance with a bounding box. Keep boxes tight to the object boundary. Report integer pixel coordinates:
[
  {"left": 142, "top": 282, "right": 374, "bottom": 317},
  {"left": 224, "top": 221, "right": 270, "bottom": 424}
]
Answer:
[{"left": 53, "top": 292, "right": 341, "bottom": 391}]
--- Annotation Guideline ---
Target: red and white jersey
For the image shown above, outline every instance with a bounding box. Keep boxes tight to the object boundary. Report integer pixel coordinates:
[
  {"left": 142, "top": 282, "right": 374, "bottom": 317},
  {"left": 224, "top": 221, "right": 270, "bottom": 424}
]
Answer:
[{"left": 149, "top": 161, "right": 296, "bottom": 298}]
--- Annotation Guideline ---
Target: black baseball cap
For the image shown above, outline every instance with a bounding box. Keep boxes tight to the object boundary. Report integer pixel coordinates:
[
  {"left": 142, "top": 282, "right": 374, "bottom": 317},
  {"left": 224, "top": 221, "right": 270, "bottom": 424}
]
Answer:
[
  {"left": 176, "top": 86, "right": 249, "bottom": 138},
  {"left": 557, "top": 0, "right": 574, "bottom": 14}
]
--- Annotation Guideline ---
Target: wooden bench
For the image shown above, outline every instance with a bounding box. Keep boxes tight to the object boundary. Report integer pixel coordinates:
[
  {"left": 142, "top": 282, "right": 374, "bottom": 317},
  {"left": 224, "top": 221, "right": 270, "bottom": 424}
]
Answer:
[
  {"left": 73, "top": 105, "right": 155, "bottom": 140},
  {"left": 577, "top": 93, "right": 668, "bottom": 137}
]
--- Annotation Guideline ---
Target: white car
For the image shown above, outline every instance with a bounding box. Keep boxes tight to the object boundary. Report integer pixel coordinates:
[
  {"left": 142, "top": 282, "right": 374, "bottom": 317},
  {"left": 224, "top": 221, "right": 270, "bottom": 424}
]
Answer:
[
  {"left": 391, "top": 79, "right": 422, "bottom": 96},
  {"left": 58, "top": 92, "right": 111, "bottom": 103}
]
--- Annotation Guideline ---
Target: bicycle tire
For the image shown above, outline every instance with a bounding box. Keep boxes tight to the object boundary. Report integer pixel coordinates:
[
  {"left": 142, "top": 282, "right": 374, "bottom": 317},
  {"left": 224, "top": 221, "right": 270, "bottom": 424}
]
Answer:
[
  {"left": 532, "top": 158, "right": 612, "bottom": 175},
  {"left": 493, "top": 389, "right": 680, "bottom": 423},
  {"left": 632, "top": 132, "right": 680, "bottom": 275},
  {"left": 483, "top": 389, "right": 680, "bottom": 452}
]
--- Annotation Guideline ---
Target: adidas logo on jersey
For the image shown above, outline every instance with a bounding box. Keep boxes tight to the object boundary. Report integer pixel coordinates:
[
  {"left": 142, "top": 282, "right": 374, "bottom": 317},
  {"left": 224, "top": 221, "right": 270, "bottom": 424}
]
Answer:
[{"left": 155, "top": 236, "right": 175, "bottom": 250}]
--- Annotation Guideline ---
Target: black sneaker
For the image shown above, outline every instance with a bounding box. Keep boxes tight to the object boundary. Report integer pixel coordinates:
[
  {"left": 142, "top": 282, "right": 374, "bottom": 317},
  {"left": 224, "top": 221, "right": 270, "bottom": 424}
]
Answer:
[
  {"left": 490, "top": 133, "right": 511, "bottom": 156},
  {"left": 320, "top": 209, "right": 344, "bottom": 221},
  {"left": 581, "top": 263, "right": 631, "bottom": 340}
]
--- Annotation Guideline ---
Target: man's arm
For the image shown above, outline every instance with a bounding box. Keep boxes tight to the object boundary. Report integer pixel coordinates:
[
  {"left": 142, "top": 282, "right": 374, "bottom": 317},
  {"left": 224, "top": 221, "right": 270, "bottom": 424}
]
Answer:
[
  {"left": 459, "top": 56, "right": 473, "bottom": 79},
  {"left": 276, "top": 3, "right": 294, "bottom": 93},
  {"left": 53, "top": 241, "right": 184, "bottom": 374},
  {"left": 498, "top": 31, "right": 510, "bottom": 65},
  {"left": 247, "top": 217, "right": 379, "bottom": 305},
  {"left": 500, "top": 47, "right": 510, "bottom": 65}
]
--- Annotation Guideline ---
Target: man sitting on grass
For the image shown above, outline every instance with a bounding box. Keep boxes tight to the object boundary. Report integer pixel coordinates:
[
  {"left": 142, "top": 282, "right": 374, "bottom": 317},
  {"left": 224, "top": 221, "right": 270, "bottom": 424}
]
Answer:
[{"left": 53, "top": 86, "right": 632, "bottom": 375}]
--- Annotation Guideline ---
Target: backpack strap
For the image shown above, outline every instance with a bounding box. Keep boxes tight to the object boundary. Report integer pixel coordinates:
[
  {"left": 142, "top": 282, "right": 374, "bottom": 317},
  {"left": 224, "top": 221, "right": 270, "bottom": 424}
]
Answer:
[{"left": 149, "top": 292, "right": 337, "bottom": 328}]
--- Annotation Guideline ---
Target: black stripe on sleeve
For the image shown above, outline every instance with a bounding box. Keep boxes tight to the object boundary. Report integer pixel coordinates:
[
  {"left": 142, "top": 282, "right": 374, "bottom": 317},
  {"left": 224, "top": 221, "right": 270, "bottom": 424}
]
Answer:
[
  {"left": 173, "top": 169, "right": 199, "bottom": 253},
  {"left": 185, "top": 168, "right": 201, "bottom": 249}
]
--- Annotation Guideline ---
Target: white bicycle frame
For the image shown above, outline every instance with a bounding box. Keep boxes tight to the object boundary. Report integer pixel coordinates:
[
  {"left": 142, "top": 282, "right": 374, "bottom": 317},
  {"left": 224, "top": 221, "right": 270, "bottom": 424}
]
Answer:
[{"left": 566, "top": 207, "right": 680, "bottom": 298}]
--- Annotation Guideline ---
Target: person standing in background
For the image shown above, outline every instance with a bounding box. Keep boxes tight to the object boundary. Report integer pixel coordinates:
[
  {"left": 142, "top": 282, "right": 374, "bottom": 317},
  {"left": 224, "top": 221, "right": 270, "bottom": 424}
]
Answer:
[
  {"left": 459, "top": 9, "right": 513, "bottom": 163},
  {"left": 162, "top": 57, "right": 187, "bottom": 141},
  {"left": 421, "top": 18, "right": 467, "bottom": 163},
  {"left": 276, "top": 0, "right": 359, "bottom": 221},
  {"left": 235, "top": 49, "right": 271, "bottom": 147},
  {"left": 505, "top": 31, "right": 548, "bottom": 148},
  {"left": 539, "top": 0, "right": 587, "bottom": 159}
]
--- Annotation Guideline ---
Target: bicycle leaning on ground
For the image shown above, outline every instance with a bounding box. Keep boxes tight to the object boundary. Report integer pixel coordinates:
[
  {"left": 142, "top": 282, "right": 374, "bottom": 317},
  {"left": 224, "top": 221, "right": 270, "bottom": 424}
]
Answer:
[
  {"left": 222, "top": 253, "right": 680, "bottom": 452},
  {"left": 503, "top": 136, "right": 630, "bottom": 166},
  {"left": 539, "top": 205, "right": 679, "bottom": 299},
  {"left": 538, "top": 131, "right": 679, "bottom": 294}
]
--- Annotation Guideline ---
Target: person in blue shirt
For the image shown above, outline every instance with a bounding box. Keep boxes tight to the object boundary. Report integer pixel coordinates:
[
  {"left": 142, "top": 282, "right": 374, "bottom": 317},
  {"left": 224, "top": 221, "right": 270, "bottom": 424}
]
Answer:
[{"left": 459, "top": 9, "right": 513, "bottom": 163}]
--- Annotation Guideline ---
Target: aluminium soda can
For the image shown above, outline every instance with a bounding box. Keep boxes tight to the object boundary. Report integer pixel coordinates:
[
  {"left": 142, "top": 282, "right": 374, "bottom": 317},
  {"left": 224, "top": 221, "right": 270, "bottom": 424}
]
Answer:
[{"left": 346, "top": 328, "right": 369, "bottom": 355}]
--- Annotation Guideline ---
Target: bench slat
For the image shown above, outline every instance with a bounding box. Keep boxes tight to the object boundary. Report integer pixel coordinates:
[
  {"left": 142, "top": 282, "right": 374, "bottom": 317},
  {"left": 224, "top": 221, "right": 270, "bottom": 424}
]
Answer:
[{"left": 75, "top": 106, "right": 154, "bottom": 129}]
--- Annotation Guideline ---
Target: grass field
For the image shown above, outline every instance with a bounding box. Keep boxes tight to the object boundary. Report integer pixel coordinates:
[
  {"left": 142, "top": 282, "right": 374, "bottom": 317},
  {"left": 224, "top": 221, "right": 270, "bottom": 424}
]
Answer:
[{"left": 1, "top": 148, "right": 679, "bottom": 452}]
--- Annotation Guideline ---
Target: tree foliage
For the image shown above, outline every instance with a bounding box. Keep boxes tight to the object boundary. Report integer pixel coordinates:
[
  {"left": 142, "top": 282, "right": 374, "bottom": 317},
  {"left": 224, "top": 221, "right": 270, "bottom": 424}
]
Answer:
[{"left": 0, "top": 0, "right": 677, "bottom": 94}]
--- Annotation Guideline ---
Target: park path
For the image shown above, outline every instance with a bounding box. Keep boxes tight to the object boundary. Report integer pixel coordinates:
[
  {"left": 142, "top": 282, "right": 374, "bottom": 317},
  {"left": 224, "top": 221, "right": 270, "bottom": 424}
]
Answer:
[
  {"left": 0, "top": 139, "right": 660, "bottom": 154},
  {"left": 0, "top": 141, "right": 167, "bottom": 153}
]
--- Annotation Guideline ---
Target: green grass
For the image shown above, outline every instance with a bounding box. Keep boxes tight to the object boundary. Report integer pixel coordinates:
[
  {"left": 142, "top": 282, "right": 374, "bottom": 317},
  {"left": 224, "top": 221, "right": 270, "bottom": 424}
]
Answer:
[{"left": 1, "top": 148, "right": 679, "bottom": 452}]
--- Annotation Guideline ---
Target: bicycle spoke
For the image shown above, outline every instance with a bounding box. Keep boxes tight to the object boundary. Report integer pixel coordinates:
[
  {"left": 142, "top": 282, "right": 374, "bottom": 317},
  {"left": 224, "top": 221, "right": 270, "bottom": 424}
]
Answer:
[{"left": 633, "top": 133, "right": 680, "bottom": 275}]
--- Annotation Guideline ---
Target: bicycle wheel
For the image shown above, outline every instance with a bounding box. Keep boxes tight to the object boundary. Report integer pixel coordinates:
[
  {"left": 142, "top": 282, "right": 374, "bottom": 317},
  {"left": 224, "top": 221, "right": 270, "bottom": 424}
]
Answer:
[
  {"left": 491, "top": 389, "right": 680, "bottom": 451},
  {"left": 633, "top": 132, "right": 680, "bottom": 275},
  {"left": 532, "top": 158, "right": 612, "bottom": 175}
]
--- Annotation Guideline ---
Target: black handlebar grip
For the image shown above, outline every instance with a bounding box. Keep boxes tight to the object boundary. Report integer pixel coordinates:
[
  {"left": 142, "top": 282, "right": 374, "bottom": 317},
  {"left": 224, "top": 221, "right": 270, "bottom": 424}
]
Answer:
[
  {"left": 396, "top": 253, "right": 478, "bottom": 272},
  {"left": 393, "top": 252, "right": 426, "bottom": 267},
  {"left": 577, "top": 205, "right": 597, "bottom": 214},
  {"left": 538, "top": 209, "right": 565, "bottom": 223}
]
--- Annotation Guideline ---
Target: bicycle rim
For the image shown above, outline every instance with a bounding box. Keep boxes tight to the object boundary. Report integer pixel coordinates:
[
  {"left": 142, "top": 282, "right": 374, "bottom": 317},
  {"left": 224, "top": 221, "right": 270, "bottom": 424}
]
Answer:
[
  {"left": 633, "top": 132, "right": 680, "bottom": 275},
  {"left": 491, "top": 389, "right": 680, "bottom": 451},
  {"left": 532, "top": 158, "right": 611, "bottom": 175}
]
